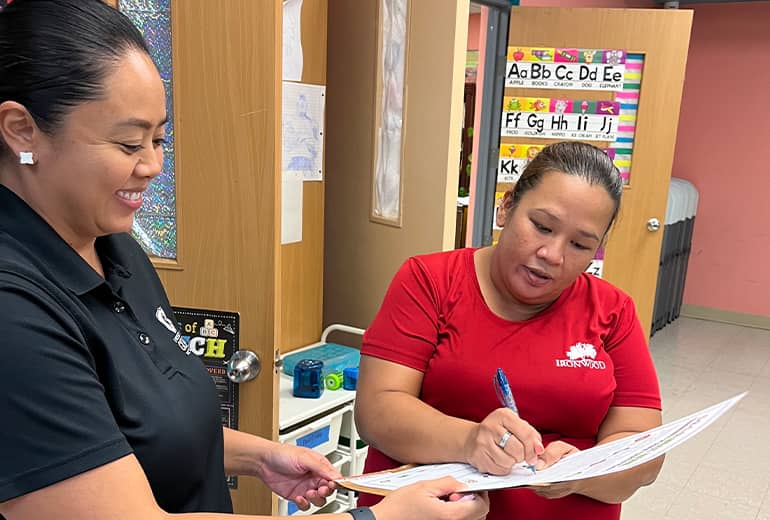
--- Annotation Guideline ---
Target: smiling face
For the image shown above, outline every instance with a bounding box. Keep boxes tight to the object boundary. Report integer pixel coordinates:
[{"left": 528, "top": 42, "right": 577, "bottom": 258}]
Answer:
[
  {"left": 29, "top": 50, "right": 167, "bottom": 247},
  {"left": 491, "top": 170, "right": 616, "bottom": 308}
]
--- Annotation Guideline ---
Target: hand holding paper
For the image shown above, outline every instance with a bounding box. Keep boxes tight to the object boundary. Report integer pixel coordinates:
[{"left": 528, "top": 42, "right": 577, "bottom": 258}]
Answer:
[{"left": 338, "top": 393, "right": 746, "bottom": 495}]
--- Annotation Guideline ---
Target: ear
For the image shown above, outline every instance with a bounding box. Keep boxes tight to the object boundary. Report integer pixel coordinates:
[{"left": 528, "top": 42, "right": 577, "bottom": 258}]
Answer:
[
  {"left": 495, "top": 191, "right": 513, "bottom": 228},
  {"left": 0, "top": 101, "right": 39, "bottom": 156}
]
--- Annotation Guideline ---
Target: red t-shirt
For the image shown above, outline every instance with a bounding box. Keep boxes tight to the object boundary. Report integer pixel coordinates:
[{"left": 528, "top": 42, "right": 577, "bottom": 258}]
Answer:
[{"left": 358, "top": 248, "right": 661, "bottom": 520}]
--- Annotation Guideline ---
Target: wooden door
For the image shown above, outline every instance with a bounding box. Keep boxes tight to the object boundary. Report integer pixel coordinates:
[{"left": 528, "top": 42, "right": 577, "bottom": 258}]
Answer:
[
  {"left": 503, "top": 8, "right": 693, "bottom": 335},
  {"left": 105, "top": 0, "right": 326, "bottom": 514},
  {"left": 160, "top": 2, "right": 281, "bottom": 515}
]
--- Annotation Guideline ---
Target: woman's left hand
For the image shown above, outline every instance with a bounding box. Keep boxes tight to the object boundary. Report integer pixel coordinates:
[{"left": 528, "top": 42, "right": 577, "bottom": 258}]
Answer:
[
  {"left": 530, "top": 440, "right": 581, "bottom": 499},
  {"left": 254, "top": 443, "right": 342, "bottom": 511},
  {"left": 530, "top": 480, "right": 583, "bottom": 500}
]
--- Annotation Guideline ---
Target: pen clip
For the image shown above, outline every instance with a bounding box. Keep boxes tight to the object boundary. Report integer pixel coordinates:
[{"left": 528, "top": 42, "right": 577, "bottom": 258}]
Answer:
[{"left": 494, "top": 368, "right": 516, "bottom": 411}]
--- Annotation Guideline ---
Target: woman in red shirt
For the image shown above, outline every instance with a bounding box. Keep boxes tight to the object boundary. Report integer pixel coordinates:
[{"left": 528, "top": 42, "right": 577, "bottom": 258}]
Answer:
[{"left": 356, "top": 141, "right": 663, "bottom": 520}]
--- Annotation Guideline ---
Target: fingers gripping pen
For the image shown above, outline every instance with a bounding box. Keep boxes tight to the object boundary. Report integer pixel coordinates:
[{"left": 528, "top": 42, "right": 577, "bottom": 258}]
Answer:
[{"left": 494, "top": 368, "right": 537, "bottom": 475}]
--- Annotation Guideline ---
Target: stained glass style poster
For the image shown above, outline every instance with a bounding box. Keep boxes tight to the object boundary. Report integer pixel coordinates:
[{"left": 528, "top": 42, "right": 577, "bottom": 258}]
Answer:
[{"left": 119, "top": 0, "right": 178, "bottom": 259}]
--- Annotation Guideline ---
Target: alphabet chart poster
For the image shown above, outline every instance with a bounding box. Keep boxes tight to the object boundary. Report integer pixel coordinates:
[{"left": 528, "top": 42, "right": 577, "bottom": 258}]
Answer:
[{"left": 499, "top": 46, "right": 642, "bottom": 184}]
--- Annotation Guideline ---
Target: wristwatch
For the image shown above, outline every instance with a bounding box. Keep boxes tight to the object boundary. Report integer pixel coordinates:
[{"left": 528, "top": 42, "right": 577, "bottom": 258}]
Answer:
[{"left": 348, "top": 506, "right": 376, "bottom": 520}]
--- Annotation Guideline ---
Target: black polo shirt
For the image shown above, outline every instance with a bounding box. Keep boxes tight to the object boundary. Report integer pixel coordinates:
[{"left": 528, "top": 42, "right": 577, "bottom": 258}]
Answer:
[{"left": 0, "top": 185, "right": 232, "bottom": 514}]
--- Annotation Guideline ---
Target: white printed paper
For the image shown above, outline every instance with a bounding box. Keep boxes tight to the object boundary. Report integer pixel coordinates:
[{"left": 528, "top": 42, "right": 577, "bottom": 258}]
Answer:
[
  {"left": 339, "top": 393, "right": 746, "bottom": 493},
  {"left": 282, "top": 82, "right": 325, "bottom": 182},
  {"left": 281, "top": 170, "right": 303, "bottom": 244},
  {"left": 372, "top": 0, "right": 408, "bottom": 222},
  {"left": 282, "top": 0, "right": 304, "bottom": 81}
]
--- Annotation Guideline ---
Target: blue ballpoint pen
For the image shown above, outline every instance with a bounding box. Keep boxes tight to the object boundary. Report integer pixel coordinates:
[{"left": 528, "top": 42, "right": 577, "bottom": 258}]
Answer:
[{"left": 494, "top": 367, "right": 537, "bottom": 475}]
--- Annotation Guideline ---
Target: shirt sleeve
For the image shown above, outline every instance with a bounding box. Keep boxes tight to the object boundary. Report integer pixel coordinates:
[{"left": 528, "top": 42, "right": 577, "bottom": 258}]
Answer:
[
  {"left": 361, "top": 257, "right": 442, "bottom": 372},
  {"left": 606, "top": 296, "right": 662, "bottom": 410},
  {"left": 0, "top": 274, "right": 132, "bottom": 503}
]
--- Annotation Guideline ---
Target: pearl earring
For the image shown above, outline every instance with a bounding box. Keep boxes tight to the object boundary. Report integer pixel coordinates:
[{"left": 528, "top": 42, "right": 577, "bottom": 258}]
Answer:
[{"left": 19, "top": 151, "right": 36, "bottom": 165}]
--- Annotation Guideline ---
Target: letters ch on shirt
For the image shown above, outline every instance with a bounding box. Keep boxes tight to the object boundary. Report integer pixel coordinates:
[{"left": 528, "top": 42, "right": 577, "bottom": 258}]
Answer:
[{"left": 555, "top": 342, "right": 607, "bottom": 369}]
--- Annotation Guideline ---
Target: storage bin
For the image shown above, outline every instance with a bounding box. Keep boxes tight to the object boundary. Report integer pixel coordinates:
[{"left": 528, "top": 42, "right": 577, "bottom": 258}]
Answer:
[
  {"left": 278, "top": 405, "right": 346, "bottom": 457},
  {"left": 340, "top": 409, "right": 359, "bottom": 442},
  {"left": 327, "top": 449, "right": 352, "bottom": 471},
  {"left": 352, "top": 445, "right": 369, "bottom": 476},
  {"left": 277, "top": 490, "right": 339, "bottom": 516},
  {"left": 275, "top": 449, "right": 352, "bottom": 516},
  {"left": 315, "top": 493, "right": 353, "bottom": 514},
  {"left": 651, "top": 178, "right": 698, "bottom": 336},
  {"left": 282, "top": 343, "right": 361, "bottom": 378}
]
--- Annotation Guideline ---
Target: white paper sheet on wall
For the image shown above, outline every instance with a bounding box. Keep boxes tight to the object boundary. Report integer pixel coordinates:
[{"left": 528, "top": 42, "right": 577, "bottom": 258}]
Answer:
[
  {"left": 282, "top": 82, "right": 325, "bottom": 182},
  {"left": 283, "top": 0, "right": 304, "bottom": 82},
  {"left": 372, "top": 0, "right": 408, "bottom": 222},
  {"left": 281, "top": 170, "right": 303, "bottom": 244}
]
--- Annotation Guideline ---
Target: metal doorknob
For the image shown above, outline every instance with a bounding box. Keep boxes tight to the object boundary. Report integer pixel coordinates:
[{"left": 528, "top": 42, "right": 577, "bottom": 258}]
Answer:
[
  {"left": 226, "top": 350, "right": 261, "bottom": 383},
  {"left": 646, "top": 218, "right": 661, "bottom": 232}
]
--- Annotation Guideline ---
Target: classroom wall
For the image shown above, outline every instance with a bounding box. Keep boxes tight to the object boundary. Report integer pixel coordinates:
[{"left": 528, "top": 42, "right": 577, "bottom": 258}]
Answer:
[
  {"left": 524, "top": 1, "right": 770, "bottom": 319},
  {"left": 324, "top": 0, "right": 469, "bottom": 331},
  {"left": 280, "top": 0, "right": 329, "bottom": 352},
  {"left": 468, "top": 12, "right": 481, "bottom": 50},
  {"left": 468, "top": 2, "right": 770, "bottom": 319},
  {"left": 464, "top": 0, "right": 654, "bottom": 242},
  {"left": 325, "top": 1, "right": 769, "bottom": 334},
  {"left": 671, "top": 1, "right": 770, "bottom": 317},
  {"left": 521, "top": 0, "right": 655, "bottom": 6}
]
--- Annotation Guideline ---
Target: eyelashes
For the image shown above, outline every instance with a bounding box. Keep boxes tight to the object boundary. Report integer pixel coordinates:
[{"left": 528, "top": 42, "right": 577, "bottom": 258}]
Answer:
[
  {"left": 119, "top": 138, "right": 167, "bottom": 154},
  {"left": 530, "top": 219, "right": 591, "bottom": 251}
]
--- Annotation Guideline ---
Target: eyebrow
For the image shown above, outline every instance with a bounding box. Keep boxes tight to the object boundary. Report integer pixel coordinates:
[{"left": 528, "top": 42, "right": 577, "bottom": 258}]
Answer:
[
  {"left": 115, "top": 115, "right": 169, "bottom": 130},
  {"left": 534, "top": 208, "right": 601, "bottom": 242}
]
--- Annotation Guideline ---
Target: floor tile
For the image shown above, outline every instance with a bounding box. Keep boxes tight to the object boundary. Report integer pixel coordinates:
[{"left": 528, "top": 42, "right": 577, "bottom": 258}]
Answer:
[
  {"left": 625, "top": 477, "right": 682, "bottom": 515},
  {"left": 685, "top": 461, "right": 769, "bottom": 509},
  {"left": 665, "top": 488, "right": 758, "bottom": 520},
  {"left": 622, "top": 318, "right": 770, "bottom": 519}
]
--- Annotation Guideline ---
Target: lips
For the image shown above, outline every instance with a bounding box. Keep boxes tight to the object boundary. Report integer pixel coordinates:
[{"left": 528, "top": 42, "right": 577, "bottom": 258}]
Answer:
[
  {"left": 522, "top": 265, "right": 553, "bottom": 287},
  {"left": 116, "top": 190, "right": 142, "bottom": 202},
  {"left": 115, "top": 189, "right": 145, "bottom": 210},
  {"left": 525, "top": 266, "right": 552, "bottom": 280}
]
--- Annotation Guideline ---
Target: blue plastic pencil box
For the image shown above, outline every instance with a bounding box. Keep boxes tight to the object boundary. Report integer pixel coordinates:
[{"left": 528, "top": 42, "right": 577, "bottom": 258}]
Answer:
[{"left": 282, "top": 343, "right": 361, "bottom": 378}]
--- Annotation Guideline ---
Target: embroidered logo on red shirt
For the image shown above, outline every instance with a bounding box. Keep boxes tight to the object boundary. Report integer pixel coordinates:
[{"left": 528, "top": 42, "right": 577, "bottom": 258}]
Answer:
[{"left": 555, "top": 342, "right": 607, "bottom": 369}]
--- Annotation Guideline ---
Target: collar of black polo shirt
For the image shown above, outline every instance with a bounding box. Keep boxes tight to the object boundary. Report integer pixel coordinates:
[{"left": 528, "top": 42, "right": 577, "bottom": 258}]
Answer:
[{"left": 0, "top": 185, "right": 133, "bottom": 295}]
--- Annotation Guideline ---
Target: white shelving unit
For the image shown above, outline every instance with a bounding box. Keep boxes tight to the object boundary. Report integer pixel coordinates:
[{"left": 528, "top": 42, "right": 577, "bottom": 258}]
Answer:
[{"left": 276, "top": 325, "right": 368, "bottom": 516}]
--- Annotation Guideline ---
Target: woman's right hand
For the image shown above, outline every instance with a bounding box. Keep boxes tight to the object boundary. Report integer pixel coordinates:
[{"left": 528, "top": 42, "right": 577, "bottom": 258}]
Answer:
[
  {"left": 463, "top": 407, "right": 544, "bottom": 475},
  {"left": 370, "top": 477, "right": 489, "bottom": 520}
]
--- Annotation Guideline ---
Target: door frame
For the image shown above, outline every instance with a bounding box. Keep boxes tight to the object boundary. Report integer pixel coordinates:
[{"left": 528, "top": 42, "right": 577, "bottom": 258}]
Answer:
[{"left": 469, "top": 0, "right": 512, "bottom": 247}]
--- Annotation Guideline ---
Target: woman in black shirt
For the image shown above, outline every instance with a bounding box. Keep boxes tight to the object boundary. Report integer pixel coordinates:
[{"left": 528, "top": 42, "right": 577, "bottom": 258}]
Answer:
[{"left": 0, "top": 1, "right": 488, "bottom": 519}]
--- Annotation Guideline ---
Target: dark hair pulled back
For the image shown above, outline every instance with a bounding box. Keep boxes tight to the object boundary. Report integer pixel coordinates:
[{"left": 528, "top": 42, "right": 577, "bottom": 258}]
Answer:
[
  {"left": 507, "top": 141, "right": 624, "bottom": 230},
  {"left": 0, "top": 0, "right": 150, "bottom": 156}
]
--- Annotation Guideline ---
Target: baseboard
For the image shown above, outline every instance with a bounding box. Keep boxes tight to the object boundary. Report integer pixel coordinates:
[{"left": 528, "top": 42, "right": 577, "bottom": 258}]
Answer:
[{"left": 680, "top": 305, "right": 770, "bottom": 331}]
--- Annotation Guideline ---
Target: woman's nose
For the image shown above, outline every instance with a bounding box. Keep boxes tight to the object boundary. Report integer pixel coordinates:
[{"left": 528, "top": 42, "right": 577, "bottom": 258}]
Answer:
[
  {"left": 137, "top": 146, "right": 164, "bottom": 179},
  {"left": 536, "top": 240, "right": 565, "bottom": 266}
]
